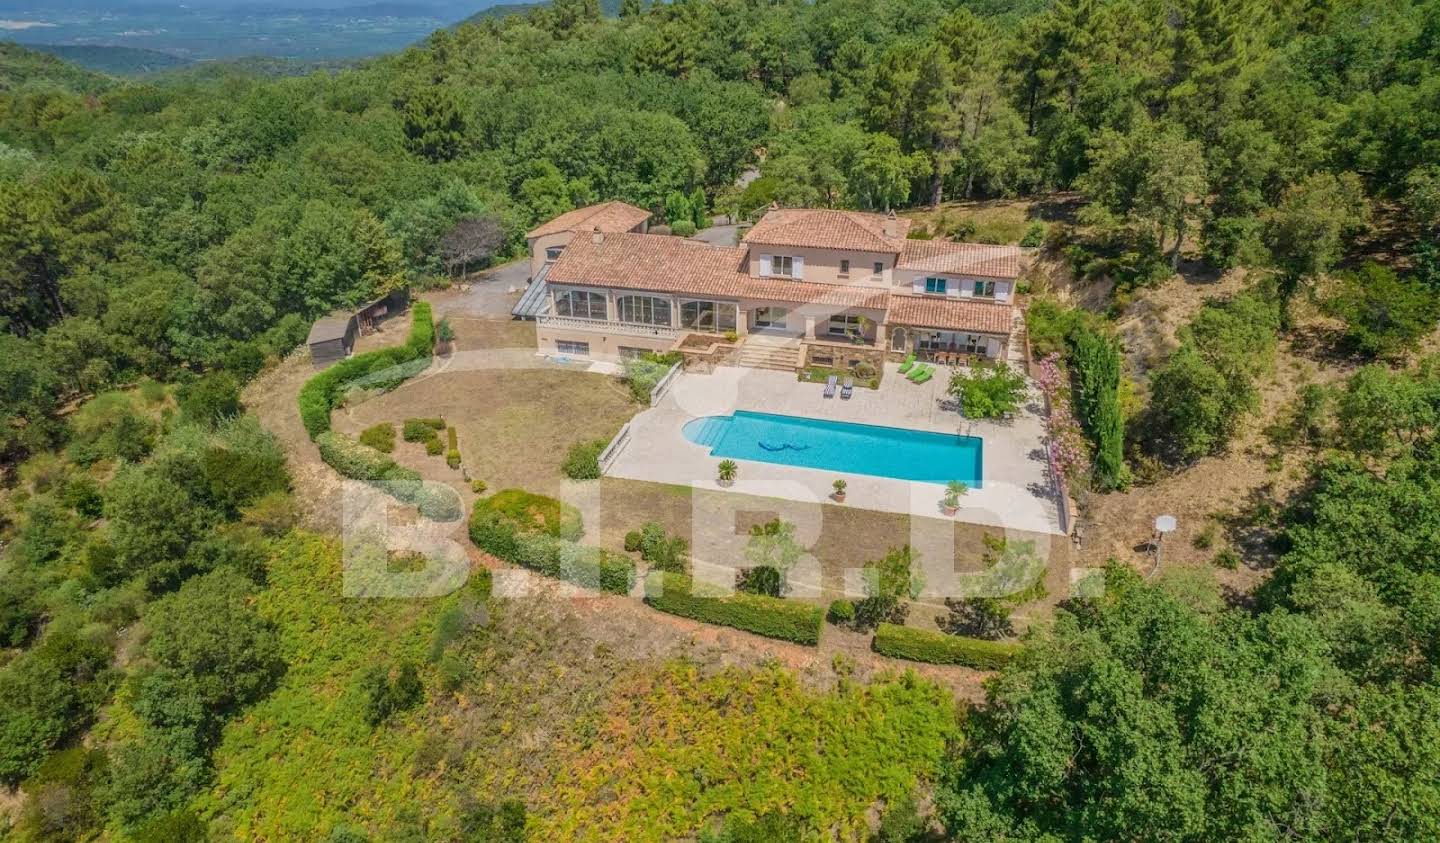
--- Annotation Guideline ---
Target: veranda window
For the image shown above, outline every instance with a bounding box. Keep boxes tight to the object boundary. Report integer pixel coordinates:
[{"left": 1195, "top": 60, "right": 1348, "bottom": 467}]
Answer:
[
  {"left": 617, "top": 295, "right": 672, "bottom": 326},
  {"left": 680, "top": 300, "right": 737, "bottom": 332},
  {"left": 554, "top": 289, "right": 606, "bottom": 320}
]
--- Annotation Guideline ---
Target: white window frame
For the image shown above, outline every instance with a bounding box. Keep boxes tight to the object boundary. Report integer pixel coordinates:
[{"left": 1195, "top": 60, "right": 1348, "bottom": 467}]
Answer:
[
  {"left": 554, "top": 288, "right": 607, "bottom": 320},
  {"left": 680, "top": 299, "right": 737, "bottom": 332},
  {"left": 773, "top": 255, "right": 794, "bottom": 277},
  {"left": 616, "top": 294, "right": 672, "bottom": 326}
]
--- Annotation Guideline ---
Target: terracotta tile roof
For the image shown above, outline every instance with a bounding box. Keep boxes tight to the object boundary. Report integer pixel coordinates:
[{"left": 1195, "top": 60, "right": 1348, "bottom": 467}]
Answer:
[
  {"left": 741, "top": 279, "right": 889, "bottom": 309},
  {"left": 743, "top": 208, "right": 911, "bottom": 253},
  {"left": 886, "top": 294, "right": 1013, "bottom": 335},
  {"left": 526, "top": 201, "right": 651, "bottom": 239},
  {"left": 897, "top": 239, "right": 1026, "bottom": 279},
  {"left": 546, "top": 232, "right": 749, "bottom": 298}
]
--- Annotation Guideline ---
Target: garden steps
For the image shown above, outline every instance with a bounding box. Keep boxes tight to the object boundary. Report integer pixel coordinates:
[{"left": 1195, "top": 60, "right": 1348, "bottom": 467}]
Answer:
[{"left": 735, "top": 341, "right": 802, "bottom": 372}]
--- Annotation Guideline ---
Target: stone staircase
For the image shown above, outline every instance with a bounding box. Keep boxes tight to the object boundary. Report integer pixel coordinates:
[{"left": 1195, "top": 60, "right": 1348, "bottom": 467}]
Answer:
[{"left": 735, "top": 336, "right": 803, "bottom": 371}]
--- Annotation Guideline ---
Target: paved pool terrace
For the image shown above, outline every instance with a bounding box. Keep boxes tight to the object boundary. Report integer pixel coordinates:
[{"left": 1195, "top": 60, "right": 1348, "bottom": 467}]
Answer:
[{"left": 605, "top": 363, "right": 1065, "bottom": 536}]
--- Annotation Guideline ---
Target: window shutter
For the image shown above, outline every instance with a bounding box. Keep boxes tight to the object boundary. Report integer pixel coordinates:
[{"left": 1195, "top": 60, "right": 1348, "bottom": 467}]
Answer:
[
  {"left": 758, "top": 254, "right": 771, "bottom": 276},
  {"left": 793, "top": 255, "right": 804, "bottom": 279}
]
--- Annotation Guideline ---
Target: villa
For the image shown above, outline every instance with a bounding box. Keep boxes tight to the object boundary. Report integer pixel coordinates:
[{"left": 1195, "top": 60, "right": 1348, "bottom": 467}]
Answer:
[{"left": 514, "top": 202, "right": 1028, "bottom": 369}]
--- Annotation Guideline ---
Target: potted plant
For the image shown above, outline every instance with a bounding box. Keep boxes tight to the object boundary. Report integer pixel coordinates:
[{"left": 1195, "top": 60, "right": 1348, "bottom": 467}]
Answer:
[
  {"left": 941, "top": 480, "right": 968, "bottom": 516},
  {"left": 717, "top": 459, "right": 737, "bottom": 487},
  {"left": 832, "top": 479, "right": 847, "bottom": 503}
]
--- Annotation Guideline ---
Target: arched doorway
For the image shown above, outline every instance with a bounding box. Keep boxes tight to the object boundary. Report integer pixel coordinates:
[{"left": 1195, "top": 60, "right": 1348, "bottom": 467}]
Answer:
[{"left": 890, "top": 326, "right": 909, "bottom": 352}]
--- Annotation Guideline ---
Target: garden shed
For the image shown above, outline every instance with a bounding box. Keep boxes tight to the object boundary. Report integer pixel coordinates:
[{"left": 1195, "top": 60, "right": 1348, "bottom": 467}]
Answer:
[{"left": 307, "top": 311, "right": 358, "bottom": 365}]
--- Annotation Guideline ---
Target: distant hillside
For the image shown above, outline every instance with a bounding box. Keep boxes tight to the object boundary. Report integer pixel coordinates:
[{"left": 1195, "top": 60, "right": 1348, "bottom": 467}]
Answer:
[
  {"left": 0, "top": 42, "right": 112, "bottom": 92},
  {"left": 23, "top": 44, "right": 192, "bottom": 76},
  {"left": 460, "top": 0, "right": 622, "bottom": 25}
]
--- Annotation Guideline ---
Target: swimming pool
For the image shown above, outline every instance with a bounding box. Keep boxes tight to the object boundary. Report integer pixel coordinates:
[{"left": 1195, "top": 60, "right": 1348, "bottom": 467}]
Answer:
[{"left": 683, "top": 411, "right": 983, "bottom": 486}]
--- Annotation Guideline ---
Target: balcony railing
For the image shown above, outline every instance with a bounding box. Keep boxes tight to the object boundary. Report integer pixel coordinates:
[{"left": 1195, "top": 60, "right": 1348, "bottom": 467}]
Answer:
[{"left": 537, "top": 314, "right": 681, "bottom": 339}]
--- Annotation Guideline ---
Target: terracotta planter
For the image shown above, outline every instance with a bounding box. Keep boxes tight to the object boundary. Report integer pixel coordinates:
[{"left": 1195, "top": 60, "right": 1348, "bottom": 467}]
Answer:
[
  {"left": 942, "top": 502, "right": 959, "bottom": 516},
  {"left": 832, "top": 492, "right": 847, "bottom": 503},
  {"left": 718, "top": 478, "right": 734, "bottom": 488}
]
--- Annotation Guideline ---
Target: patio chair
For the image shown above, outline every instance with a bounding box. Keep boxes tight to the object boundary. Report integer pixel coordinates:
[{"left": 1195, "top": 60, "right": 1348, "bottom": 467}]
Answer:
[
  {"left": 840, "top": 377, "right": 854, "bottom": 400},
  {"left": 898, "top": 353, "right": 916, "bottom": 374},
  {"left": 823, "top": 374, "right": 838, "bottom": 398}
]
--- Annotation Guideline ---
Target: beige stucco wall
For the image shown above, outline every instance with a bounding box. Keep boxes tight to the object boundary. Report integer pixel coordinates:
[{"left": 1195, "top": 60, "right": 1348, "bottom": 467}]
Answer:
[
  {"left": 746, "top": 245, "right": 894, "bottom": 286},
  {"left": 536, "top": 325, "right": 675, "bottom": 362},
  {"left": 891, "top": 268, "right": 1014, "bottom": 303},
  {"left": 527, "top": 231, "right": 574, "bottom": 279}
]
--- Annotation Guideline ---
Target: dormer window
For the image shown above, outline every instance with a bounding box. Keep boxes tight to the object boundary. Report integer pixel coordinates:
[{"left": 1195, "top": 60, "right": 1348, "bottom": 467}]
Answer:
[
  {"left": 759, "top": 254, "right": 802, "bottom": 278},
  {"left": 873, "top": 261, "right": 885, "bottom": 276},
  {"left": 924, "top": 277, "right": 948, "bottom": 294},
  {"left": 774, "top": 256, "right": 794, "bottom": 277},
  {"left": 974, "top": 280, "right": 996, "bottom": 298},
  {"left": 839, "top": 259, "right": 850, "bottom": 277}
]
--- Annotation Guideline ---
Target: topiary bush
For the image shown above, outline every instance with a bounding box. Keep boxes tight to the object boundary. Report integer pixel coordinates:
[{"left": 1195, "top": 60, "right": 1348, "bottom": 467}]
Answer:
[
  {"left": 871, "top": 623, "right": 1020, "bottom": 668},
  {"left": 623, "top": 530, "right": 643, "bottom": 553},
  {"left": 359, "top": 422, "right": 395, "bottom": 453},
  {"left": 467, "top": 494, "right": 632, "bottom": 595},
  {"left": 670, "top": 219, "right": 697, "bottom": 237},
  {"left": 827, "top": 599, "right": 855, "bottom": 625},
  {"left": 562, "top": 438, "right": 606, "bottom": 480},
  {"left": 643, "top": 571, "right": 823, "bottom": 645},
  {"left": 445, "top": 426, "right": 460, "bottom": 468}
]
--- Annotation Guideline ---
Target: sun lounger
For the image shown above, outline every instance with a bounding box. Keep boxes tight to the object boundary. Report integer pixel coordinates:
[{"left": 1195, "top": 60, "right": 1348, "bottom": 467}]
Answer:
[
  {"left": 823, "top": 374, "right": 838, "bottom": 398},
  {"left": 898, "top": 353, "right": 916, "bottom": 374},
  {"left": 840, "top": 377, "right": 854, "bottom": 400},
  {"left": 913, "top": 367, "right": 934, "bottom": 385},
  {"left": 907, "top": 364, "right": 930, "bottom": 382}
]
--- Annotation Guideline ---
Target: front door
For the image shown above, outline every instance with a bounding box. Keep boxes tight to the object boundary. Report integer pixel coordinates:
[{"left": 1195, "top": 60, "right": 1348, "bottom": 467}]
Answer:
[{"left": 753, "top": 307, "right": 788, "bottom": 330}]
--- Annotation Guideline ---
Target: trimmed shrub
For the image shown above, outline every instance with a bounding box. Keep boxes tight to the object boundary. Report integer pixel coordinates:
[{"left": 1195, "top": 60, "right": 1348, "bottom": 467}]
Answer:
[
  {"left": 298, "top": 303, "right": 433, "bottom": 439},
  {"left": 444, "top": 427, "right": 460, "bottom": 467},
  {"left": 623, "top": 530, "right": 643, "bottom": 552},
  {"left": 562, "top": 438, "right": 606, "bottom": 480},
  {"left": 424, "top": 438, "right": 444, "bottom": 456},
  {"left": 359, "top": 422, "right": 395, "bottom": 453},
  {"left": 403, "top": 418, "right": 444, "bottom": 442},
  {"left": 871, "top": 623, "right": 1020, "bottom": 669},
  {"left": 476, "top": 489, "right": 583, "bottom": 539},
  {"left": 827, "top": 599, "right": 855, "bottom": 625},
  {"left": 643, "top": 571, "right": 824, "bottom": 645},
  {"left": 467, "top": 497, "right": 632, "bottom": 595},
  {"left": 315, "top": 431, "right": 460, "bottom": 521},
  {"left": 670, "top": 219, "right": 697, "bottom": 237}
]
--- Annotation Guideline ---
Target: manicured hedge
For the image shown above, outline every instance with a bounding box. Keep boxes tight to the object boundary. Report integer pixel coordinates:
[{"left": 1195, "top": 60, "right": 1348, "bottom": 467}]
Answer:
[
  {"left": 467, "top": 493, "right": 632, "bottom": 595},
  {"left": 299, "top": 302, "right": 433, "bottom": 439},
  {"left": 643, "top": 572, "right": 824, "bottom": 646},
  {"left": 315, "top": 430, "right": 460, "bottom": 521},
  {"left": 871, "top": 623, "right": 1020, "bottom": 669}
]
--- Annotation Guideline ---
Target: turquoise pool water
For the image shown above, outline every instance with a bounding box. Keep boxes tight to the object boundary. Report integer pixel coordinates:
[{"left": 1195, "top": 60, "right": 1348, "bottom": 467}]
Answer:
[{"left": 683, "top": 411, "right": 983, "bottom": 487}]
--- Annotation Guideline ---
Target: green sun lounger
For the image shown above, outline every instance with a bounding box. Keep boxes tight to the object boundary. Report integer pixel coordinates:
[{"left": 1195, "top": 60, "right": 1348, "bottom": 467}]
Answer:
[
  {"left": 907, "top": 364, "right": 930, "bottom": 383},
  {"left": 898, "top": 353, "right": 916, "bottom": 374},
  {"left": 913, "top": 367, "right": 934, "bottom": 385}
]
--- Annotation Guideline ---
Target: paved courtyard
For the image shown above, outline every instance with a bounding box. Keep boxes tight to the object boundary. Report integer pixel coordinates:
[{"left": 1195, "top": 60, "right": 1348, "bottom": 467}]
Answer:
[{"left": 605, "top": 363, "right": 1065, "bottom": 535}]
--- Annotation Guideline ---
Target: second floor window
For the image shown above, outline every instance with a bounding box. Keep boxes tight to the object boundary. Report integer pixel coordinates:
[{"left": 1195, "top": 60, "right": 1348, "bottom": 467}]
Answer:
[
  {"left": 925, "top": 277, "right": 948, "bottom": 294},
  {"left": 974, "top": 280, "right": 996, "bottom": 298},
  {"left": 874, "top": 261, "right": 885, "bottom": 276},
  {"left": 617, "top": 294, "right": 672, "bottom": 326},
  {"left": 772, "top": 255, "right": 795, "bottom": 277},
  {"left": 554, "top": 289, "right": 606, "bottom": 320},
  {"left": 839, "top": 259, "right": 850, "bottom": 276}
]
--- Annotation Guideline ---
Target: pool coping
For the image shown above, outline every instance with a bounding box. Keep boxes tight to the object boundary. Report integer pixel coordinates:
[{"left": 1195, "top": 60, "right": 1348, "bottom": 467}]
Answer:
[{"left": 604, "top": 365, "right": 1064, "bottom": 536}]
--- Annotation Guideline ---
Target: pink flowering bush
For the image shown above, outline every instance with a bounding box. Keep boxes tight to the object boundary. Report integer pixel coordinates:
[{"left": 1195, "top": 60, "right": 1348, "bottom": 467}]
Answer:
[{"left": 1035, "top": 353, "right": 1091, "bottom": 492}]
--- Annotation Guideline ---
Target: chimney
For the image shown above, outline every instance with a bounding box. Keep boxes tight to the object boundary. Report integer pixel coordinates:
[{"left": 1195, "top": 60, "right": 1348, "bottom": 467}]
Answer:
[
  {"left": 590, "top": 225, "right": 604, "bottom": 245},
  {"left": 883, "top": 209, "right": 899, "bottom": 239}
]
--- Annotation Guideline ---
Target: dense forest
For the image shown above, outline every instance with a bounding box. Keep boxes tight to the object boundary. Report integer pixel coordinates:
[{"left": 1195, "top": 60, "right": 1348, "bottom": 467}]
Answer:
[{"left": 1, "top": 0, "right": 1438, "bottom": 839}]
